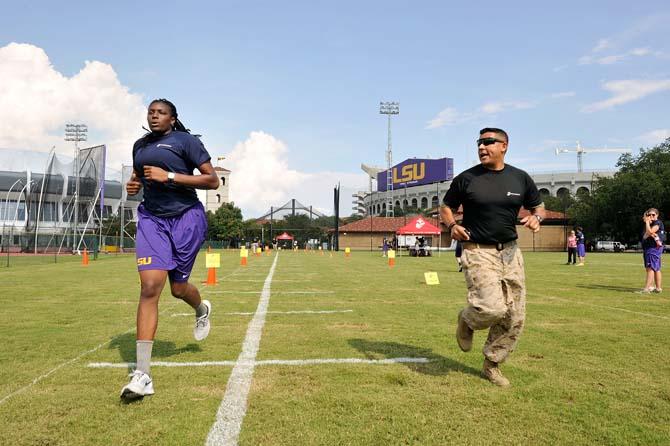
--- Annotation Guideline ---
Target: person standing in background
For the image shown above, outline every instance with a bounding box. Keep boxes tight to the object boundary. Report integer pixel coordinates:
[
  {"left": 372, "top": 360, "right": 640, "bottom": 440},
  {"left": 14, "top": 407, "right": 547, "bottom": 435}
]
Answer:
[
  {"left": 566, "top": 230, "right": 577, "bottom": 265},
  {"left": 575, "top": 226, "right": 586, "bottom": 266},
  {"left": 639, "top": 208, "right": 664, "bottom": 293}
]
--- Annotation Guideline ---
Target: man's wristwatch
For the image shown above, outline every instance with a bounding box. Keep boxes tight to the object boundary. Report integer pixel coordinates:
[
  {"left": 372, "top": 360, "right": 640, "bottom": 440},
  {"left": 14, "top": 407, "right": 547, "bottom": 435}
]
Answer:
[
  {"left": 167, "top": 172, "right": 176, "bottom": 184},
  {"left": 534, "top": 214, "right": 543, "bottom": 223}
]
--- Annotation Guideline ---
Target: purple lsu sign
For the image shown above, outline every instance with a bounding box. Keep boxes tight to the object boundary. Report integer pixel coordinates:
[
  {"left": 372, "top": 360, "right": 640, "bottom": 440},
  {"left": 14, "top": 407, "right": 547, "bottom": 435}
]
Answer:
[{"left": 377, "top": 158, "right": 453, "bottom": 192}]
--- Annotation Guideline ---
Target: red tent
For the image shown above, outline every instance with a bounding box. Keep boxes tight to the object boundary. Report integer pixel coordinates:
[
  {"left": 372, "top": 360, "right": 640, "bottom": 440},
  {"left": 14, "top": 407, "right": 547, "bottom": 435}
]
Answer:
[
  {"left": 276, "top": 232, "right": 294, "bottom": 240},
  {"left": 396, "top": 217, "right": 441, "bottom": 235}
]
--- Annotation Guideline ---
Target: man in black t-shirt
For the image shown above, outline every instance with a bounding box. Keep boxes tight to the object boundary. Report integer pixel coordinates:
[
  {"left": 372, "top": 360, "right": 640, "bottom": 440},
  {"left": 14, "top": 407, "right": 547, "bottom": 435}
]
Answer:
[{"left": 440, "top": 127, "right": 545, "bottom": 386}]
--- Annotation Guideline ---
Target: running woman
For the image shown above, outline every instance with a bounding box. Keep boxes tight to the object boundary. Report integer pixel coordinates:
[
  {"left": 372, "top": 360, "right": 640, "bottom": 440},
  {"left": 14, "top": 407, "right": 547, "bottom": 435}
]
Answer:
[{"left": 121, "top": 99, "right": 220, "bottom": 399}]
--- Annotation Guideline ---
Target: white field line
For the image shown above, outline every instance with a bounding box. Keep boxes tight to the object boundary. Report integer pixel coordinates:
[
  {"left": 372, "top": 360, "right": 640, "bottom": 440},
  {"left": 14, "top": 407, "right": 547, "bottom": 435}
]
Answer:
[
  {"left": 206, "top": 253, "right": 279, "bottom": 446},
  {"left": 204, "top": 290, "right": 334, "bottom": 295},
  {"left": 171, "top": 310, "right": 353, "bottom": 317},
  {"left": 223, "top": 279, "right": 308, "bottom": 283},
  {"left": 88, "top": 357, "right": 430, "bottom": 368},
  {"left": 542, "top": 295, "right": 670, "bottom": 320},
  {"left": 0, "top": 328, "right": 135, "bottom": 406}
]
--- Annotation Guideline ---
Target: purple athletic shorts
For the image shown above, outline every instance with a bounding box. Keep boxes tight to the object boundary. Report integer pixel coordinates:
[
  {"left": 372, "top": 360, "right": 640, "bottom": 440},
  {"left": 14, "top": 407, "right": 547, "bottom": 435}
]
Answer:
[
  {"left": 136, "top": 202, "right": 207, "bottom": 282},
  {"left": 577, "top": 244, "right": 586, "bottom": 257},
  {"left": 643, "top": 247, "right": 663, "bottom": 272}
]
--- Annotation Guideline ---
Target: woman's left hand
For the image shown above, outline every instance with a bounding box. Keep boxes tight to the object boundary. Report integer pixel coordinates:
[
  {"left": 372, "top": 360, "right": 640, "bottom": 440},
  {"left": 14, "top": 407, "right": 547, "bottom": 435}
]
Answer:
[{"left": 143, "top": 165, "right": 168, "bottom": 183}]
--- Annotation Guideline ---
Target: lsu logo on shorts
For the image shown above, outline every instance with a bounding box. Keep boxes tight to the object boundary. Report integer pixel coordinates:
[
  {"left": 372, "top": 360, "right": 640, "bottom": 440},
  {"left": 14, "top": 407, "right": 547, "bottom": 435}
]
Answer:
[{"left": 137, "top": 256, "right": 153, "bottom": 266}]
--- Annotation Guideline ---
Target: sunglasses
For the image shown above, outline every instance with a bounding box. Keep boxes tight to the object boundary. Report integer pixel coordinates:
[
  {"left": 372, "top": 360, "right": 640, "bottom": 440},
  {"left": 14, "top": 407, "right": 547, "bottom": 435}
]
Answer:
[{"left": 477, "top": 137, "right": 505, "bottom": 147}]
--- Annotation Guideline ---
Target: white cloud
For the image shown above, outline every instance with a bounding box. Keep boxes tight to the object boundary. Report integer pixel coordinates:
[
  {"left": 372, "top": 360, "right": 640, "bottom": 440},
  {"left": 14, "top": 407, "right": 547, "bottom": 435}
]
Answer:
[
  {"left": 224, "top": 131, "right": 367, "bottom": 217},
  {"left": 0, "top": 43, "right": 146, "bottom": 171},
  {"left": 579, "top": 47, "right": 653, "bottom": 65},
  {"left": 592, "top": 38, "right": 610, "bottom": 53},
  {"left": 582, "top": 79, "right": 670, "bottom": 112},
  {"left": 479, "top": 101, "right": 533, "bottom": 114},
  {"left": 426, "top": 101, "right": 535, "bottom": 130},
  {"left": 596, "top": 54, "right": 627, "bottom": 65},
  {"left": 635, "top": 129, "right": 670, "bottom": 146},
  {"left": 425, "top": 107, "right": 472, "bottom": 129},
  {"left": 551, "top": 91, "right": 576, "bottom": 98},
  {"left": 630, "top": 47, "right": 651, "bottom": 56}
]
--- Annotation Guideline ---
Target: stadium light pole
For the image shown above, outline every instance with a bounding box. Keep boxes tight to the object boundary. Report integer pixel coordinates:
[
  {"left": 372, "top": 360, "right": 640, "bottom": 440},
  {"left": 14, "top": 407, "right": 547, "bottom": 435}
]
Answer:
[
  {"left": 379, "top": 101, "right": 399, "bottom": 218},
  {"left": 65, "top": 124, "right": 88, "bottom": 252}
]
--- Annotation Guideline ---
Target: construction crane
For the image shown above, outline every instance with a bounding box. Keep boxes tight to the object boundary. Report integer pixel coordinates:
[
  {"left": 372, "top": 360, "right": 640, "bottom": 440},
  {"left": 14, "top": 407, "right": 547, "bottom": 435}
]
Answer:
[{"left": 555, "top": 141, "right": 631, "bottom": 172}]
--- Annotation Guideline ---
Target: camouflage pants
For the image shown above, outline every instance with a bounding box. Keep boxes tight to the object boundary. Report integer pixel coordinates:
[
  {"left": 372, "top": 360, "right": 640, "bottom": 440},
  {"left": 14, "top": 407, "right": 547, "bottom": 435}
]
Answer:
[{"left": 461, "top": 241, "right": 526, "bottom": 363}]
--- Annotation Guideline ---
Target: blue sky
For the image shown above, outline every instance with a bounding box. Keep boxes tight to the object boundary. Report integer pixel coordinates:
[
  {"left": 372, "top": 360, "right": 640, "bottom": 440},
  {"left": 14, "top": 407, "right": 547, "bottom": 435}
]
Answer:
[{"left": 1, "top": 1, "right": 668, "bottom": 216}]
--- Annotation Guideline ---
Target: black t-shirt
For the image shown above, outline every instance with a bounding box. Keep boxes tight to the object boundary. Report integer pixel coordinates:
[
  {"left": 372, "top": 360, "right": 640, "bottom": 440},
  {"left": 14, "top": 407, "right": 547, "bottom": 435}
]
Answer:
[
  {"left": 443, "top": 164, "right": 542, "bottom": 244},
  {"left": 133, "top": 131, "right": 211, "bottom": 217}
]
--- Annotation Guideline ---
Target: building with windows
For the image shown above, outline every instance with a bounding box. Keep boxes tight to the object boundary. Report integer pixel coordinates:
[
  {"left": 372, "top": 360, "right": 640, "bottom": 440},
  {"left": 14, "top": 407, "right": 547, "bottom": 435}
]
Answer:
[{"left": 205, "top": 166, "right": 231, "bottom": 213}]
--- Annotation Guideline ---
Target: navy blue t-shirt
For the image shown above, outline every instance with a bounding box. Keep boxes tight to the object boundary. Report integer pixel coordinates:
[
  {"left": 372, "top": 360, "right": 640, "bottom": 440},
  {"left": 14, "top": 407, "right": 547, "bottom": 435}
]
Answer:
[
  {"left": 133, "top": 131, "right": 211, "bottom": 217},
  {"left": 641, "top": 219, "right": 663, "bottom": 249},
  {"left": 443, "top": 164, "right": 542, "bottom": 244}
]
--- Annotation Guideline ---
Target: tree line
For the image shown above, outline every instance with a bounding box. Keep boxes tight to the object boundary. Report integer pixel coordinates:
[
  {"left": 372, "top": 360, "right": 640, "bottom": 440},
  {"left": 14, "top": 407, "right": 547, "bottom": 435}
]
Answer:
[{"left": 205, "top": 203, "right": 340, "bottom": 248}]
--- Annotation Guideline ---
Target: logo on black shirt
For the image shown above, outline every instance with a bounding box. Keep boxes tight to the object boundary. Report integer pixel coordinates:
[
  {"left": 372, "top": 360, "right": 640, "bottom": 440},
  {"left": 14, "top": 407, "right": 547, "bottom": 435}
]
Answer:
[
  {"left": 506, "top": 191, "right": 521, "bottom": 197},
  {"left": 156, "top": 144, "right": 173, "bottom": 148}
]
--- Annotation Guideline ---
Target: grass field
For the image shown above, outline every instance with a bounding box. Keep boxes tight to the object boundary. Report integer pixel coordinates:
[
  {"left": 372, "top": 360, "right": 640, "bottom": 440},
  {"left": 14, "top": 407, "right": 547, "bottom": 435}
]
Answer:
[{"left": 0, "top": 249, "right": 668, "bottom": 445}]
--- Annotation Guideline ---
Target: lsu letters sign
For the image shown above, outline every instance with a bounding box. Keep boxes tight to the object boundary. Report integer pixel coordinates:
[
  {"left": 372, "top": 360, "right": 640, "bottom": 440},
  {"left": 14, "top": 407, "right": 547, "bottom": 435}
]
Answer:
[{"left": 377, "top": 158, "right": 453, "bottom": 192}]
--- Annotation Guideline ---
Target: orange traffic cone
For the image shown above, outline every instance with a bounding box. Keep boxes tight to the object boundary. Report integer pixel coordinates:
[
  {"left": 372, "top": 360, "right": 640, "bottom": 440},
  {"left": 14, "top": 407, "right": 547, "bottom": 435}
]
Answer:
[
  {"left": 82, "top": 249, "right": 89, "bottom": 266},
  {"left": 205, "top": 267, "right": 217, "bottom": 285}
]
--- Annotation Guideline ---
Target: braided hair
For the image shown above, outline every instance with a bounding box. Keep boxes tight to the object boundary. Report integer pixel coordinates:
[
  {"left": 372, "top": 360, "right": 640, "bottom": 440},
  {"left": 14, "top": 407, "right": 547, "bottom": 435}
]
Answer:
[{"left": 137, "top": 98, "right": 193, "bottom": 147}]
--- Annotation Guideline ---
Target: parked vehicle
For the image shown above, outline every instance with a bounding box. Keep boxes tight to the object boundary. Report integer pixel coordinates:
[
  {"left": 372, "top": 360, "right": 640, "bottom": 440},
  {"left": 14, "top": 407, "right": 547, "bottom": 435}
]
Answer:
[{"left": 595, "top": 241, "right": 625, "bottom": 252}]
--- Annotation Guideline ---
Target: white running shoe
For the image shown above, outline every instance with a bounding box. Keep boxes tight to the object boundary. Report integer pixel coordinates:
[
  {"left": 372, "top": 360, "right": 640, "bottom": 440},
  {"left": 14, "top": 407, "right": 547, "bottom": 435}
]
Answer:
[
  {"left": 120, "top": 370, "right": 154, "bottom": 399},
  {"left": 194, "top": 300, "right": 212, "bottom": 341}
]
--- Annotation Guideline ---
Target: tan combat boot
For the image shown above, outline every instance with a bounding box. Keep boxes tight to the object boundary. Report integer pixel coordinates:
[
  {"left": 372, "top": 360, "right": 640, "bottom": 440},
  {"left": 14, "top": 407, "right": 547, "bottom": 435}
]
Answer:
[
  {"left": 482, "top": 358, "right": 510, "bottom": 387},
  {"left": 456, "top": 309, "right": 474, "bottom": 352}
]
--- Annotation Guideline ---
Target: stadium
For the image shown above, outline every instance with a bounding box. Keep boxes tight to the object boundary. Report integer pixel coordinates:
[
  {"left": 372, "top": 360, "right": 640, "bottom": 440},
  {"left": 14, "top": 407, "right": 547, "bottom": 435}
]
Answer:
[{"left": 353, "top": 157, "right": 613, "bottom": 216}]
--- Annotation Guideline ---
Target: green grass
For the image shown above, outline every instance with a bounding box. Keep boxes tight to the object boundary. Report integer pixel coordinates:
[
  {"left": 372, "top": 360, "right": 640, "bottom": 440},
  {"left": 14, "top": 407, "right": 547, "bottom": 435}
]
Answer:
[{"left": 0, "top": 250, "right": 668, "bottom": 445}]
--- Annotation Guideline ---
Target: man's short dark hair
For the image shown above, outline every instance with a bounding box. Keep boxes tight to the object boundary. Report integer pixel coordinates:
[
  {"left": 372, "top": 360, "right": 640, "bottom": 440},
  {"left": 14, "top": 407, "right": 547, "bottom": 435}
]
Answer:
[{"left": 480, "top": 127, "right": 509, "bottom": 143}]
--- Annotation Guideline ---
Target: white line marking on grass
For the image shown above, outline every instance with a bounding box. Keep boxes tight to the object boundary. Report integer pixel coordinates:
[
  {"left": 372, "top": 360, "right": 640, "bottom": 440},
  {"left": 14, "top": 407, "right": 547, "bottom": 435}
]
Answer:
[
  {"left": 89, "top": 361, "right": 237, "bottom": 368},
  {"left": 273, "top": 291, "right": 335, "bottom": 294},
  {"left": 543, "top": 295, "right": 670, "bottom": 320},
  {"left": 204, "top": 290, "right": 334, "bottom": 295},
  {"left": 0, "top": 328, "right": 135, "bottom": 406},
  {"left": 255, "top": 357, "right": 430, "bottom": 366},
  {"left": 87, "top": 357, "right": 430, "bottom": 368},
  {"left": 224, "top": 279, "right": 308, "bottom": 283},
  {"left": 171, "top": 310, "right": 353, "bottom": 317},
  {"left": 206, "top": 253, "right": 279, "bottom": 446}
]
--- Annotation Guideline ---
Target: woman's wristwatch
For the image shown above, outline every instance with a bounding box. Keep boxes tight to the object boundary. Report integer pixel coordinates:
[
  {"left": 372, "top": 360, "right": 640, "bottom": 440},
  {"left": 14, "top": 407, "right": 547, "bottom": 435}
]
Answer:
[{"left": 167, "top": 172, "right": 176, "bottom": 184}]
